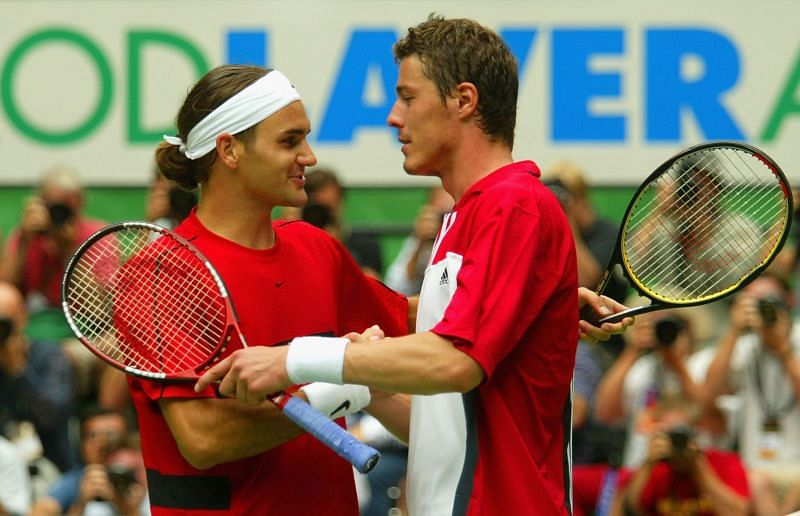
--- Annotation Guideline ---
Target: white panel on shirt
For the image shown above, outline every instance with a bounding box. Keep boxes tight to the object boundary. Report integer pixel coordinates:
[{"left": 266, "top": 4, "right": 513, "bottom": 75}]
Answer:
[
  {"left": 729, "top": 324, "right": 800, "bottom": 468},
  {"left": 407, "top": 252, "right": 466, "bottom": 515}
]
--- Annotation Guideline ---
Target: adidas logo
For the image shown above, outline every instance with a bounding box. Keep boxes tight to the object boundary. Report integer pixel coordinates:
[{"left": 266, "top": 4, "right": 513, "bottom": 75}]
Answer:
[{"left": 439, "top": 268, "right": 449, "bottom": 286}]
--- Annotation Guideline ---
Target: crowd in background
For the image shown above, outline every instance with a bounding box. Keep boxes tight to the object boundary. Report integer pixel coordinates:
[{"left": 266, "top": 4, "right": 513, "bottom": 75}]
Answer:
[{"left": 1, "top": 161, "right": 800, "bottom": 515}]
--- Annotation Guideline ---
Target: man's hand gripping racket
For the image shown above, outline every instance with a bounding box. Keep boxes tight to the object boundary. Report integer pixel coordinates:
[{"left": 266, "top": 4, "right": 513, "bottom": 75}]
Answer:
[
  {"left": 61, "top": 222, "right": 380, "bottom": 474},
  {"left": 587, "top": 141, "right": 793, "bottom": 325}
]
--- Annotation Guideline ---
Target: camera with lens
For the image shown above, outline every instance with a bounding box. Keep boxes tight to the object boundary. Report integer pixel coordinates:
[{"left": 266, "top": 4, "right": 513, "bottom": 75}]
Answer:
[
  {"left": 106, "top": 463, "right": 137, "bottom": 496},
  {"left": 666, "top": 424, "right": 695, "bottom": 457},
  {"left": 757, "top": 294, "right": 787, "bottom": 327},
  {"left": 46, "top": 202, "right": 76, "bottom": 228},
  {"left": 654, "top": 314, "right": 686, "bottom": 347}
]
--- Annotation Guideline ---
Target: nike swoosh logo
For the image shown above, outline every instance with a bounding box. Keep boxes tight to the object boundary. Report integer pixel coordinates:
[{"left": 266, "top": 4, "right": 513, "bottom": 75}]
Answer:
[{"left": 330, "top": 400, "right": 350, "bottom": 416}]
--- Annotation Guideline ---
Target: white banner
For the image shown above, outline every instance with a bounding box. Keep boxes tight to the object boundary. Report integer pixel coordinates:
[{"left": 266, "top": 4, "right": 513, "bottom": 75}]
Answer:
[{"left": 0, "top": 0, "right": 798, "bottom": 186}]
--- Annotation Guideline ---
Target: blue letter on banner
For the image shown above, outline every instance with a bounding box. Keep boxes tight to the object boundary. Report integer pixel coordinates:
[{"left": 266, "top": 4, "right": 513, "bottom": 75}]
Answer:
[
  {"left": 552, "top": 28, "right": 626, "bottom": 142},
  {"left": 317, "top": 29, "right": 399, "bottom": 142},
  {"left": 646, "top": 28, "right": 744, "bottom": 141}
]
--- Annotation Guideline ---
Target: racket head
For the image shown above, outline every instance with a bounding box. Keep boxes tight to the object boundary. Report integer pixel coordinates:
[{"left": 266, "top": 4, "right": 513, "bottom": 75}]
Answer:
[
  {"left": 607, "top": 141, "right": 792, "bottom": 311},
  {"left": 62, "top": 222, "right": 236, "bottom": 380}
]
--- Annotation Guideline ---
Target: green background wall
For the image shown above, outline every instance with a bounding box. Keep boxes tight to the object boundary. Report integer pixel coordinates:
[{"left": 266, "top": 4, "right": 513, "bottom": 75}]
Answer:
[{"left": 0, "top": 185, "right": 636, "bottom": 275}]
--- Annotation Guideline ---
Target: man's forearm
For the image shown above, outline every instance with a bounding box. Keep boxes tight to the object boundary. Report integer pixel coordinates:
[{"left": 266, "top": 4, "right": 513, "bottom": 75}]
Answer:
[
  {"left": 365, "top": 393, "right": 411, "bottom": 443},
  {"left": 160, "top": 396, "right": 307, "bottom": 469}
]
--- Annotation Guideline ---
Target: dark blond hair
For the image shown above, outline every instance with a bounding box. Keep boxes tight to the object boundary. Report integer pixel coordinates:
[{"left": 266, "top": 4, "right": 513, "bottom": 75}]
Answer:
[{"left": 393, "top": 14, "right": 518, "bottom": 148}]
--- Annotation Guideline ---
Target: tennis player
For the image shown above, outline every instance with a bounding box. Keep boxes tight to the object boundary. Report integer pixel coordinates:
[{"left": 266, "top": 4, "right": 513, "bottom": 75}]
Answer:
[
  {"left": 135, "top": 65, "right": 409, "bottom": 514},
  {"left": 198, "top": 16, "right": 631, "bottom": 515}
]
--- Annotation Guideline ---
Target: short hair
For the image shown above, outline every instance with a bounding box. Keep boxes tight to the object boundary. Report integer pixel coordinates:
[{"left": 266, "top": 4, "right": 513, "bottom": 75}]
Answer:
[
  {"left": 393, "top": 14, "right": 518, "bottom": 148},
  {"left": 304, "top": 168, "right": 343, "bottom": 198},
  {"left": 542, "top": 160, "right": 588, "bottom": 200}
]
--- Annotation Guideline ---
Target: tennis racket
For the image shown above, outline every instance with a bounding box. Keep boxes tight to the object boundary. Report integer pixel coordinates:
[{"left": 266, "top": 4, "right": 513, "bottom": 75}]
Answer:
[
  {"left": 591, "top": 141, "right": 792, "bottom": 324},
  {"left": 61, "top": 221, "right": 380, "bottom": 473}
]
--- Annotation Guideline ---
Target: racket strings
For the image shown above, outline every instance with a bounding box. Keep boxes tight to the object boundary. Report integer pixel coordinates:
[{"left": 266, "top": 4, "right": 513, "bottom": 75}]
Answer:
[
  {"left": 635, "top": 174, "right": 780, "bottom": 276},
  {"left": 622, "top": 147, "right": 788, "bottom": 301},
  {"left": 65, "top": 227, "right": 227, "bottom": 374},
  {"left": 118, "top": 236, "right": 224, "bottom": 371},
  {"left": 624, "top": 158, "right": 780, "bottom": 298},
  {"left": 630, "top": 177, "right": 782, "bottom": 296}
]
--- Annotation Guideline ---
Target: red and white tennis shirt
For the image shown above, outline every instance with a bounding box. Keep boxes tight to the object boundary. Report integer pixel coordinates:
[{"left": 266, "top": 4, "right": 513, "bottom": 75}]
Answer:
[{"left": 407, "top": 161, "right": 578, "bottom": 516}]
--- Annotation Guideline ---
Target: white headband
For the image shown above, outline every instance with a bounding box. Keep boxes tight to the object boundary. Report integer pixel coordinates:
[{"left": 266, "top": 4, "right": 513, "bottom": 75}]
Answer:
[{"left": 163, "top": 70, "right": 301, "bottom": 160}]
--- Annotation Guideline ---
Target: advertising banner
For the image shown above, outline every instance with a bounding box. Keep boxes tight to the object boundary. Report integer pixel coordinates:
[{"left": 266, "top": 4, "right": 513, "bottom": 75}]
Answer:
[{"left": 1, "top": 0, "right": 798, "bottom": 186}]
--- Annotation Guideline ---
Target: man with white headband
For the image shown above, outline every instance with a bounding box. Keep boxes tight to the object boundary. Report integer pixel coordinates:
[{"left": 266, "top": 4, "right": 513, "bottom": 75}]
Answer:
[
  {"left": 197, "top": 17, "right": 633, "bottom": 516},
  {"left": 129, "top": 65, "right": 410, "bottom": 515}
]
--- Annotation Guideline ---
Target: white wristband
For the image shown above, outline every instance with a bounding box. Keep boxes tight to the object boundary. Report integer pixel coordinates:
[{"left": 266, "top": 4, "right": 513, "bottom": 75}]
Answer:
[
  {"left": 300, "top": 382, "right": 371, "bottom": 418},
  {"left": 286, "top": 336, "right": 349, "bottom": 385}
]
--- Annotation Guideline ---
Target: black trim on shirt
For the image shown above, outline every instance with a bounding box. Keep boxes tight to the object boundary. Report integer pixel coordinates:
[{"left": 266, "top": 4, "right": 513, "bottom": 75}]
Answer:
[
  {"left": 146, "top": 469, "right": 231, "bottom": 510},
  {"left": 453, "top": 389, "right": 480, "bottom": 516}
]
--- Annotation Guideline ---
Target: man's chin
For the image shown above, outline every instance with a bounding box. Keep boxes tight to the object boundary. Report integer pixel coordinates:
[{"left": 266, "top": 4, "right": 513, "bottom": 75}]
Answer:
[{"left": 402, "top": 161, "right": 433, "bottom": 177}]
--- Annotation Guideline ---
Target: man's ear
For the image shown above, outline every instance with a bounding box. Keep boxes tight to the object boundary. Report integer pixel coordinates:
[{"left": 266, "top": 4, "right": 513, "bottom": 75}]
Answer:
[
  {"left": 216, "top": 133, "right": 240, "bottom": 168},
  {"left": 454, "top": 82, "right": 478, "bottom": 120}
]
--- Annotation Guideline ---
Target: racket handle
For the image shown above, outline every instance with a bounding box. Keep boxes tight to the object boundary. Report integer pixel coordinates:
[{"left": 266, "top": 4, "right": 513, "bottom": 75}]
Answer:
[{"left": 278, "top": 394, "right": 381, "bottom": 474}]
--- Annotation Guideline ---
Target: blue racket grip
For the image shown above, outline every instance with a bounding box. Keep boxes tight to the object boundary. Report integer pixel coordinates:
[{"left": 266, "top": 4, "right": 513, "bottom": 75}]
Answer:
[{"left": 280, "top": 395, "right": 381, "bottom": 474}]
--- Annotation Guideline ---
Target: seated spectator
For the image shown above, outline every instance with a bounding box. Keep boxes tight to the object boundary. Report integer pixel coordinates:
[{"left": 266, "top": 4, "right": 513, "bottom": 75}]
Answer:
[
  {"left": 30, "top": 406, "right": 139, "bottom": 516},
  {"left": 304, "top": 167, "right": 384, "bottom": 278},
  {"left": 0, "top": 281, "right": 75, "bottom": 473},
  {"left": 611, "top": 396, "right": 750, "bottom": 515},
  {"left": 384, "top": 186, "right": 453, "bottom": 295},
  {"left": 145, "top": 168, "right": 197, "bottom": 230},
  {"left": 703, "top": 272, "right": 800, "bottom": 516}
]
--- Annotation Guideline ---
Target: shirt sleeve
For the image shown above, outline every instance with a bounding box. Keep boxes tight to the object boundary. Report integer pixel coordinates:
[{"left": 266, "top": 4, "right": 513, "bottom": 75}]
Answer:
[
  {"left": 432, "top": 196, "right": 576, "bottom": 377},
  {"left": 335, "top": 239, "right": 409, "bottom": 338}
]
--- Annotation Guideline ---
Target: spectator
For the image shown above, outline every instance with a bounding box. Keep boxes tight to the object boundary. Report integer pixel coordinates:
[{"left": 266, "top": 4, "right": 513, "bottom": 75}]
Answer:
[
  {"left": 304, "top": 167, "right": 384, "bottom": 278},
  {"left": 29, "top": 406, "right": 135, "bottom": 516},
  {"left": 594, "top": 307, "right": 713, "bottom": 467},
  {"left": 611, "top": 396, "right": 750, "bottom": 516},
  {"left": 542, "top": 160, "right": 627, "bottom": 304},
  {"left": 0, "top": 164, "right": 105, "bottom": 313},
  {"left": 384, "top": 186, "right": 453, "bottom": 295},
  {"left": 0, "top": 434, "right": 32, "bottom": 515},
  {"left": 0, "top": 281, "right": 75, "bottom": 473},
  {"left": 145, "top": 168, "right": 197, "bottom": 231},
  {"left": 703, "top": 272, "right": 800, "bottom": 516}
]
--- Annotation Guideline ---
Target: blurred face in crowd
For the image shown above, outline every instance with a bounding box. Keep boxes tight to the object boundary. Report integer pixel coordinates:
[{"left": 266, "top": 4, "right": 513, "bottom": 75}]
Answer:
[{"left": 82, "top": 413, "right": 127, "bottom": 465}]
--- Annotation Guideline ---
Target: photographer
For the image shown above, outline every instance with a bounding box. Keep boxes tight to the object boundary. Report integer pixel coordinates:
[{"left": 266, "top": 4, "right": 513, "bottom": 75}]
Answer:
[
  {"left": 384, "top": 186, "right": 454, "bottom": 295},
  {"left": 0, "top": 165, "right": 105, "bottom": 314},
  {"left": 703, "top": 272, "right": 800, "bottom": 515},
  {"left": 614, "top": 396, "right": 750, "bottom": 516},
  {"left": 30, "top": 406, "right": 147, "bottom": 516},
  {"left": 595, "top": 307, "right": 712, "bottom": 468}
]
